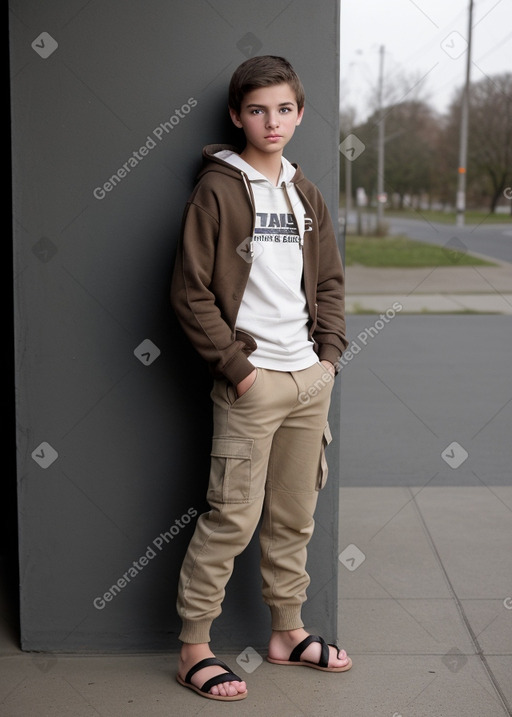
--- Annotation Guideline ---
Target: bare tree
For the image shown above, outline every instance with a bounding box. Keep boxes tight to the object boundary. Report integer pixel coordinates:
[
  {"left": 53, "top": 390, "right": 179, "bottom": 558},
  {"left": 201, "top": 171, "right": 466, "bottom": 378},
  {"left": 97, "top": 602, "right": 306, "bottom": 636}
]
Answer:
[
  {"left": 446, "top": 72, "right": 512, "bottom": 213},
  {"left": 343, "top": 100, "right": 440, "bottom": 209},
  {"left": 341, "top": 71, "right": 512, "bottom": 215}
]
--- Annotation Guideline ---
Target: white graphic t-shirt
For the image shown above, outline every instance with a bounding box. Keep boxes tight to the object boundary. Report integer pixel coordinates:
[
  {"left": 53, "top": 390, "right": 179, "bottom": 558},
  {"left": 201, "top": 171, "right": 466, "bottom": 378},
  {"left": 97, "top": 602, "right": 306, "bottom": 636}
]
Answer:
[{"left": 215, "top": 150, "right": 317, "bottom": 371}]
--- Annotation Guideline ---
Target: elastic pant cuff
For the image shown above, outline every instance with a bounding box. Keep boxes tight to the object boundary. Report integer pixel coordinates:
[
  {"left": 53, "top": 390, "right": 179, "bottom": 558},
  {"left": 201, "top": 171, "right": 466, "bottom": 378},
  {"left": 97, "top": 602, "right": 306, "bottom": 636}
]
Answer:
[
  {"left": 178, "top": 618, "right": 213, "bottom": 644},
  {"left": 269, "top": 604, "right": 304, "bottom": 631}
]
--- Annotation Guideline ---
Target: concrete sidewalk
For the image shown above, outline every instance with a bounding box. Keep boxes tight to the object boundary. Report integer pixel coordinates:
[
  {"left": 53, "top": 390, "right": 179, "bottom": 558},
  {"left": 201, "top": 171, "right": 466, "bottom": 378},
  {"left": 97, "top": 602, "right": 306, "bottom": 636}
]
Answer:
[
  {"left": 1, "top": 486, "right": 511, "bottom": 715},
  {"left": 342, "top": 223, "right": 512, "bottom": 316},
  {"left": 345, "top": 261, "right": 512, "bottom": 314}
]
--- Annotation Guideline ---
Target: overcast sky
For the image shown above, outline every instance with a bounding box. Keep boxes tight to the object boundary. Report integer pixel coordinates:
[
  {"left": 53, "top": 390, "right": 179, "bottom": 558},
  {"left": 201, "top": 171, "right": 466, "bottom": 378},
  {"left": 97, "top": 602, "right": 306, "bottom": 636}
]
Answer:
[{"left": 339, "top": 0, "right": 512, "bottom": 121}]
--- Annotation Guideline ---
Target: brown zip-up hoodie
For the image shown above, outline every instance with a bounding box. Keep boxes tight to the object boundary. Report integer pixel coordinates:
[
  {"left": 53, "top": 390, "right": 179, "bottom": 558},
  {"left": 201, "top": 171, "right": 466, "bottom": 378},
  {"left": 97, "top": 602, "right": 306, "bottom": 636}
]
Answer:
[{"left": 170, "top": 144, "right": 347, "bottom": 386}]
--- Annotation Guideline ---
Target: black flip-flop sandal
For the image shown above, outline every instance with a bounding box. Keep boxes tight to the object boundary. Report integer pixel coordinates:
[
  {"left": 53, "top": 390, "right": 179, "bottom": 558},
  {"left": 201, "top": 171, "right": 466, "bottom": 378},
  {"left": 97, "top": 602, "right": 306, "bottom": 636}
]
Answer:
[
  {"left": 176, "top": 656, "right": 248, "bottom": 701},
  {"left": 267, "top": 634, "right": 352, "bottom": 672}
]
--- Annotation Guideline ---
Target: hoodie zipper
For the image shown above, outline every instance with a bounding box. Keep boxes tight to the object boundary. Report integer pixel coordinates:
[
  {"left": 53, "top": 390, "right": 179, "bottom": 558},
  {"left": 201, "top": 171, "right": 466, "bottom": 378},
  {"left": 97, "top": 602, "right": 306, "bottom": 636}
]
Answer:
[
  {"left": 240, "top": 171, "right": 258, "bottom": 257},
  {"left": 282, "top": 181, "right": 304, "bottom": 250}
]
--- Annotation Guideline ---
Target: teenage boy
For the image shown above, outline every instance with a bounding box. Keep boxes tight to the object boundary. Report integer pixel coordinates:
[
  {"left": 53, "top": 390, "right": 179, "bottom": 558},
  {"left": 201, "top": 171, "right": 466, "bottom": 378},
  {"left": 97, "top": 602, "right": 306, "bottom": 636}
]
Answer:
[{"left": 171, "top": 55, "right": 351, "bottom": 702}]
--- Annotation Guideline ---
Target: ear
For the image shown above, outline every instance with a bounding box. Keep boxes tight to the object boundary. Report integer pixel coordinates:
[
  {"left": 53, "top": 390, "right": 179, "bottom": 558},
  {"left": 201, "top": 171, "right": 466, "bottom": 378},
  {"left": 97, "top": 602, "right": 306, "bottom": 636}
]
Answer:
[
  {"left": 296, "top": 106, "right": 305, "bottom": 126},
  {"left": 229, "top": 106, "right": 243, "bottom": 129}
]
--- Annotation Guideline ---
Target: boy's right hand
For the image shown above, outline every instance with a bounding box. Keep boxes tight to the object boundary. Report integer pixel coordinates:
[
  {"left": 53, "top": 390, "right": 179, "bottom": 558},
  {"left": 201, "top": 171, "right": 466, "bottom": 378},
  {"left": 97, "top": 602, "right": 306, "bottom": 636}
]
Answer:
[{"left": 235, "top": 369, "right": 257, "bottom": 397}]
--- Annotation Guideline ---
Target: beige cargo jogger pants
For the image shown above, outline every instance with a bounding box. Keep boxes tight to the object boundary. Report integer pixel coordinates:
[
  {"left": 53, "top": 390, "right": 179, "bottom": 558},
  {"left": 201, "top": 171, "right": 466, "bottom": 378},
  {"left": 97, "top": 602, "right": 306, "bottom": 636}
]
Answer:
[{"left": 177, "top": 362, "right": 334, "bottom": 644}]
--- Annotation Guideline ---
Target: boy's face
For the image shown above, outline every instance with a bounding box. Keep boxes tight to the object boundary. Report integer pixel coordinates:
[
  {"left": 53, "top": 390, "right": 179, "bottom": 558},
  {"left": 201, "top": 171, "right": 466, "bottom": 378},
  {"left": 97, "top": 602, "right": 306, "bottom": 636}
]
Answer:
[{"left": 229, "top": 83, "right": 304, "bottom": 157}]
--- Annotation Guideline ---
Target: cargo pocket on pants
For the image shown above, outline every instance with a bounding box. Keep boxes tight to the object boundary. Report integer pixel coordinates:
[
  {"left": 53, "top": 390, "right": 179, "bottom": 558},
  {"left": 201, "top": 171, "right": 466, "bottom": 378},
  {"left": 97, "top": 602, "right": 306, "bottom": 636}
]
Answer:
[
  {"left": 207, "top": 436, "right": 254, "bottom": 504},
  {"left": 317, "top": 423, "right": 333, "bottom": 490}
]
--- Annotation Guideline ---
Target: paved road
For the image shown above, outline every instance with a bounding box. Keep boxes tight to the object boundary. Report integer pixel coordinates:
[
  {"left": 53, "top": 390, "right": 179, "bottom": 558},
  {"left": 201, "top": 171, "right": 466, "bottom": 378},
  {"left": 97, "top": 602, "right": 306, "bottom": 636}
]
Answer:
[
  {"left": 337, "top": 314, "right": 512, "bottom": 487},
  {"left": 342, "top": 211, "right": 512, "bottom": 264},
  {"left": 387, "top": 215, "right": 512, "bottom": 264}
]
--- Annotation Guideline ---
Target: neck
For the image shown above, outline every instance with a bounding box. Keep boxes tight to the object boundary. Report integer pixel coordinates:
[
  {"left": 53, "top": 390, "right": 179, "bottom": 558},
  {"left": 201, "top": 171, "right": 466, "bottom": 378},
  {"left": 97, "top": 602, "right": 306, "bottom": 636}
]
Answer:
[{"left": 240, "top": 148, "right": 283, "bottom": 186}]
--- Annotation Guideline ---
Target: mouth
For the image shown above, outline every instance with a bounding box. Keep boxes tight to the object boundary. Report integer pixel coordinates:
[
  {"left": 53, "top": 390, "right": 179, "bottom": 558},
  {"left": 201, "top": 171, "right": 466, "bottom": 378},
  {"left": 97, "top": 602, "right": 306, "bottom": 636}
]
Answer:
[{"left": 265, "top": 135, "right": 282, "bottom": 140}]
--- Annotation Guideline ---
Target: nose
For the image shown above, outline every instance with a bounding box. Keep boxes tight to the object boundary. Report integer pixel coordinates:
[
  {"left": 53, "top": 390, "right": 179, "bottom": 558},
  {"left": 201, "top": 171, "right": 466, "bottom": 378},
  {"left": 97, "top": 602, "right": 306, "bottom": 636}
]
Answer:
[{"left": 266, "top": 112, "right": 280, "bottom": 128}]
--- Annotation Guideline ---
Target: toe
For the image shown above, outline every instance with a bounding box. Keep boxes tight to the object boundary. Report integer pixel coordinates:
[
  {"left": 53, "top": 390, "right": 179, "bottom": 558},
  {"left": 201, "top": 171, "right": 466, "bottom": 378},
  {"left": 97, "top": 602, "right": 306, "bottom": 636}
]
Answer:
[
  {"left": 231, "top": 680, "right": 247, "bottom": 695},
  {"left": 331, "top": 646, "right": 350, "bottom": 668},
  {"left": 212, "top": 680, "right": 246, "bottom": 697}
]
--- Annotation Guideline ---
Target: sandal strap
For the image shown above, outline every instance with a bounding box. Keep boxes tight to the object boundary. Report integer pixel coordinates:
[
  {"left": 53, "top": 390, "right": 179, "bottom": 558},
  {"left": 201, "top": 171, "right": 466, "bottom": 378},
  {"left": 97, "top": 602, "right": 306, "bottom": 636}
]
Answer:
[
  {"left": 289, "top": 634, "right": 318, "bottom": 662},
  {"left": 328, "top": 642, "right": 342, "bottom": 660},
  {"left": 201, "top": 671, "right": 243, "bottom": 694},
  {"left": 289, "top": 634, "right": 329, "bottom": 667},
  {"left": 289, "top": 635, "right": 343, "bottom": 668},
  {"left": 184, "top": 657, "right": 243, "bottom": 693},
  {"left": 185, "top": 657, "right": 231, "bottom": 684}
]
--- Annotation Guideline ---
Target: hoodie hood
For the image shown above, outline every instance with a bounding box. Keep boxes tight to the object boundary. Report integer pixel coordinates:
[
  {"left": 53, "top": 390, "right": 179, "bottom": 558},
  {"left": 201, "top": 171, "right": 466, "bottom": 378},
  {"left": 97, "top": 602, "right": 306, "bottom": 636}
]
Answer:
[
  {"left": 213, "top": 148, "right": 298, "bottom": 185},
  {"left": 198, "top": 143, "right": 303, "bottom": 185}
]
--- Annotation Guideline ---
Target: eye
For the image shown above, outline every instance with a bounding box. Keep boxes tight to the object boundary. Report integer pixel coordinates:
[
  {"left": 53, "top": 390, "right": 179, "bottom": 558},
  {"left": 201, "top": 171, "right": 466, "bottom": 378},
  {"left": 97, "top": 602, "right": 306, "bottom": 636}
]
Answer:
[
  {"left": 250, "top": 109, "right": 263, "bottom": 115},
  {"left": 280, "top": 107, "right": 292, "bottom": 113}
]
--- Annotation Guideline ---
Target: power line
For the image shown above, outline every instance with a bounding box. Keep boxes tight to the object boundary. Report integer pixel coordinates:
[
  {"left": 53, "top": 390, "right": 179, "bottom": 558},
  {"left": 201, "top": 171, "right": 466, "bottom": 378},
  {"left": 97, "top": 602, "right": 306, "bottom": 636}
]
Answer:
[{"left": 475, "top": 31, "right": 512, "bottom": 62}]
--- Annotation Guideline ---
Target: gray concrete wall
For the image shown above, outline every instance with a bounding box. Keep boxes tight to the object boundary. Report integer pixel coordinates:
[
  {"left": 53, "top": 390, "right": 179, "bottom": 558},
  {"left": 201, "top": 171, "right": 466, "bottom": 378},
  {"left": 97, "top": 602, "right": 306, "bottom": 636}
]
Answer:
[{"left": 10, "top": 0, "right": 342, "bottom": 652}]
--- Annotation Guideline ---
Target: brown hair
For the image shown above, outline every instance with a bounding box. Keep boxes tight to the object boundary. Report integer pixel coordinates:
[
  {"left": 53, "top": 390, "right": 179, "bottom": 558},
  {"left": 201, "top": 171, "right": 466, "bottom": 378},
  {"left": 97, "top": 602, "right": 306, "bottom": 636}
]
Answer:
[{"left": 228, "top": 55, "right": 305, "bottom": 113}]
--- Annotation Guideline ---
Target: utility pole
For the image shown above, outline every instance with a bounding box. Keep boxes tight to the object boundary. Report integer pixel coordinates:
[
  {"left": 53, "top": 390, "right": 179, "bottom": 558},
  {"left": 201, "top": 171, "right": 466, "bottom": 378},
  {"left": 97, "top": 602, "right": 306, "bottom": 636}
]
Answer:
[
  {"left": 376, "top": 44, "right": 386, "bottom": 234},
  {"left": 345, "top": 149, "right": 352, "bottom": 217},
  {"left": 456, "top": 0, "right": 474, "bottom": 228}
]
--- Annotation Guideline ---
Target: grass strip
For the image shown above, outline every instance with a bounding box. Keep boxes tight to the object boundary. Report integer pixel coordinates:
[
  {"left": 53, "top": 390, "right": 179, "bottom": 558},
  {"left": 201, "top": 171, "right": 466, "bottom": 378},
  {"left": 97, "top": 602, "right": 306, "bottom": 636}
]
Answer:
[
  {"left": 384, "top": 209, "right": 510, "bottom": 225},
  {"left": 345, "top": 234, "right": 496, "bottom": 268}
]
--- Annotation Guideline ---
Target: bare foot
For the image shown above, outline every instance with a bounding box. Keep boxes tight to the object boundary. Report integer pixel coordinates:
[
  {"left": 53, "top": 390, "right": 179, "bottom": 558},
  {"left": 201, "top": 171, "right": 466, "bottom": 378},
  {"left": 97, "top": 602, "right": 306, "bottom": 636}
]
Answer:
[
  {"left": 268, "top": 628, "right": 351, "bottom": 670},
  {"left": 178, "top": 643, "right": 247, "bottom": 698}
]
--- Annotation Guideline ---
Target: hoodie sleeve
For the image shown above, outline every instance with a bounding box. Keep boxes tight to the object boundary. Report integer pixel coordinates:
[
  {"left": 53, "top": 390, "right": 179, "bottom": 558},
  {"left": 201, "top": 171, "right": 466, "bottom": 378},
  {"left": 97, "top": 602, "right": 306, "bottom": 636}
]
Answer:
[
  {"left": 310, "top": 189, "right": 348, "bottom": 369},
  {"left": 170, "top": 193, "right": 256, "bottom": 385}
]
